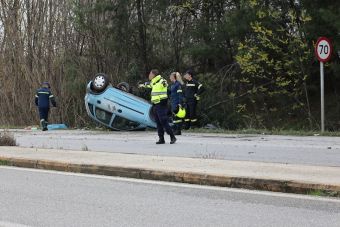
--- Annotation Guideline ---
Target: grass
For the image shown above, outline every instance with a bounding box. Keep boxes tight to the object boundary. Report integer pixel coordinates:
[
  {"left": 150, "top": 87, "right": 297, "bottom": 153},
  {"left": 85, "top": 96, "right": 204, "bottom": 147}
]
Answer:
[
  {"left": 0, "top": 125, "right": 21, "bottom": 129},
  {"left": 0, "top": 160, "right": 9, "bottom": 165},
  {"left": 307, "top": 189, "right": 340, "bottom": 197}
]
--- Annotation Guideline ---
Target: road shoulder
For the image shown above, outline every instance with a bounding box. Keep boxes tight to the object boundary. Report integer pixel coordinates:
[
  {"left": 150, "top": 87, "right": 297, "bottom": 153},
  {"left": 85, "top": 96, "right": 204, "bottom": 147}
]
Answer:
[{"left": 0, "top": 146, "right": 339, "bottom": 196}]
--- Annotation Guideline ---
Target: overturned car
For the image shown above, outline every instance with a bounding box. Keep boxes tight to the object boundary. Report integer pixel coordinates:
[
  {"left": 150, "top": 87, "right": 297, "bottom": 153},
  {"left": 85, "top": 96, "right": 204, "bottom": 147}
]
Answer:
[{"left": 85, "top": 73, "right": 157, "bottom": 130}]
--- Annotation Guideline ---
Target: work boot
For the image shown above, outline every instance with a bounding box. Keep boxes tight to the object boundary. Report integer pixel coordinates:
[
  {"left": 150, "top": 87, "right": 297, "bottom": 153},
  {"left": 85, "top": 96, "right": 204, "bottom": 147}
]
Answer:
[
  {"left": 40, "top": 119, "right": 45, "bottom": 129},
  {"left": 156, "top": 137, "right": 165, "bottom": 144},
  {"left": 41, "top": 120, "right": 48, "bottom": 131},
  {"left": 170, "top": 136, "right": 177, "bottom": 144}
]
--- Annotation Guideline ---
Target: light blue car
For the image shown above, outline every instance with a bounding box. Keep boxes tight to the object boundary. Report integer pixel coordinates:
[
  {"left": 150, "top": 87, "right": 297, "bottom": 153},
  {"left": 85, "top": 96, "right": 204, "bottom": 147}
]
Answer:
[{"left": 85, "top": 73, "right": 157, "bottom": 130}]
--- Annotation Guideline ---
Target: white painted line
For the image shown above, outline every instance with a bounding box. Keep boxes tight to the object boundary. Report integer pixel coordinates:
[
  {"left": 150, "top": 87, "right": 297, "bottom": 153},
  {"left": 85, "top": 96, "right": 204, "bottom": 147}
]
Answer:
[
  {"left": 0, "top": 221, "right": 31, "bottom": 227},
  {"left": 1, "top": 166, "right": 339, "bottom": 203}
]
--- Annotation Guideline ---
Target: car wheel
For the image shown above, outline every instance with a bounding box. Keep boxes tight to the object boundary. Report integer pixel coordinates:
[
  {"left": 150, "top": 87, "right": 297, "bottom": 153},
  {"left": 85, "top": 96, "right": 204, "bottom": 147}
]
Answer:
[
  {"left": 92, "top": 73, "right": 110, "bottom": 92},
  {"left": 117, "top": 82, "right": 130, "bottom": 92}
]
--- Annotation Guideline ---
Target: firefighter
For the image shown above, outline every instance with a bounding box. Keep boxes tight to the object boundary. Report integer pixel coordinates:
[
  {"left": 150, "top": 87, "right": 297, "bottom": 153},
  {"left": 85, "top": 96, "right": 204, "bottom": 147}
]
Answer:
[
  {"left": 183, "top": 70, "right": 205, "bottom": 129},
  {"left": 35, "top": 82, "right": 56, "bottom": 131},
  {"left": 169, "top": 72, "right": 185, "bottom": 135},
  {"left": 139, "top": 69, "right": 176, "bottom": 144}
]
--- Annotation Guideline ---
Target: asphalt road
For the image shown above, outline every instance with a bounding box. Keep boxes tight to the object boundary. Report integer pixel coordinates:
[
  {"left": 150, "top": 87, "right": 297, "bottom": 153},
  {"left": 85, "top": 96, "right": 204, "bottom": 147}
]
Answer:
[
  {"left": 12, "top": 130, "right": 340, "bottom": 166},
  {"left": 1, "top": 166, "right": 340, "bottom": 227}
]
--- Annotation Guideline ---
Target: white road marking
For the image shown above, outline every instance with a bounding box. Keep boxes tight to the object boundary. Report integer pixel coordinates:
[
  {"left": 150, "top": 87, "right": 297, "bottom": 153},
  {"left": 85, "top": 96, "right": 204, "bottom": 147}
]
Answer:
[
  {"left": 1, "top": 166, "right": 339, "bottom": 203},
  {"left": 0, "top": 221, "right": 31, "bottom": 227}
]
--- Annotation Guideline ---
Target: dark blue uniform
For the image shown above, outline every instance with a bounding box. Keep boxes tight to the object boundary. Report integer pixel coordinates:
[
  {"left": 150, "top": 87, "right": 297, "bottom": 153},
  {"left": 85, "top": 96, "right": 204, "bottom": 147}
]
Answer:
[
  {"left": 169, "top": 81, "right": 184, "bottom": 135},
  {"left": 169, "top": 81, "right": 184, "bottom": 110},
  {"left": 35, "top": 87, "right": 56, "bottom": 130},
  {"left": 153, "top": 100, "right": 173, "bottom": 139},
  {"left": 184, "top": 79, "right": 204, "bottom": 129}
]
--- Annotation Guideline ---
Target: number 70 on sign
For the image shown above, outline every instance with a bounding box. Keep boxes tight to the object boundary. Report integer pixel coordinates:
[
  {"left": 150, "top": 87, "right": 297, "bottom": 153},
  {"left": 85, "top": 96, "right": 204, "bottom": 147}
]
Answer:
[{"left": 315, "top": 37, "right": 333, "bottom": 63}]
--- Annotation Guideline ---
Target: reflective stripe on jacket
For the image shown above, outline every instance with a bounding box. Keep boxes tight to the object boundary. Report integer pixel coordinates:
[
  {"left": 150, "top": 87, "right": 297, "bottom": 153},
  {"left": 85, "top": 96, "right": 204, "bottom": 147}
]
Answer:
[
  {"left": 184, "top": 79, "right": 204, "bottom": 101},
  {"left": 35, "top": 87, "right": 56, "bottom": 108}
]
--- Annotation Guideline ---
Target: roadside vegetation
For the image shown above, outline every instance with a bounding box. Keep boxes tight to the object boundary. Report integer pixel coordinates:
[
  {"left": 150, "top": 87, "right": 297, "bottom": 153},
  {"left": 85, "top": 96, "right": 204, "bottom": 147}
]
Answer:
[
  {"left": 0, "top": 0, "right": 339, "bottom": 132},
  {"left": 0, "top": 130, "right": 17, "bottom": 146},
  {"left": 308, "top": 189, "right": 340, "bottom": 198}
]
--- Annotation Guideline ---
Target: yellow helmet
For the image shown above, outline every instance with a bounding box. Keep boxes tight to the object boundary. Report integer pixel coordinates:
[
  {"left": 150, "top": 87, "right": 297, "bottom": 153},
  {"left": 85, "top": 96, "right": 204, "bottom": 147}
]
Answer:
[{"left": 176, "top": 106, "right": 186, "bottom": 118}]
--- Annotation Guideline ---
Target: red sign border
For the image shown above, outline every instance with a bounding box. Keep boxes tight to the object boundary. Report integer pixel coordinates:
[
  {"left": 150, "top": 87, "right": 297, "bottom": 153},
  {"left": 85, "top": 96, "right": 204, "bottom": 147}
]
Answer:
[{"left": 315, "top": 37, "right": 333, "bottom": 63}]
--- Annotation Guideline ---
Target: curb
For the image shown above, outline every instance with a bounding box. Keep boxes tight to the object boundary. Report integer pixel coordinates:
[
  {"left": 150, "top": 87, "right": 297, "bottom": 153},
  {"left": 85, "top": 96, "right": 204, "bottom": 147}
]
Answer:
[{"left": 1, "top": 156, "right": 340, "bottom": 196}]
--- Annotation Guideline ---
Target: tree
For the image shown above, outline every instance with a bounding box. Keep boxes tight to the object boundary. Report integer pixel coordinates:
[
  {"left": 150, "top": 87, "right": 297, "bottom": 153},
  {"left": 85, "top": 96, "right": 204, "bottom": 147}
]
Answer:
[{"left": 235, "top": 0, "right": 313, "bottom": 128}]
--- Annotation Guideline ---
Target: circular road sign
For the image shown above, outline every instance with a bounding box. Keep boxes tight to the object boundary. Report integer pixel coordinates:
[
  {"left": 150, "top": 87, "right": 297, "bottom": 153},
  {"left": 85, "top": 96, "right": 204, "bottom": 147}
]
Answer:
[{"left": 315, "top": 37, "right": 333, "bottom": 62}]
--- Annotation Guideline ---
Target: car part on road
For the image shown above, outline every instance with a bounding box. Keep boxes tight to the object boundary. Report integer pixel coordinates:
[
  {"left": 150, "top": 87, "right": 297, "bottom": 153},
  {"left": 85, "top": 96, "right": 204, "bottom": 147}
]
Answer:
[{"left": 47, "top": 124, "right": 68, "bottom": 130}]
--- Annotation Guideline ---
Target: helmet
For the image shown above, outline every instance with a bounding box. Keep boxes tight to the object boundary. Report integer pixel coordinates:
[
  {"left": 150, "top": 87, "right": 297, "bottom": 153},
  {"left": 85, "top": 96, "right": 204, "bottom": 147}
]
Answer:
[
  {"left": 42, "top": 82, "right": 51, "bottom": 88},
  {"left": 175, "top": 106, "right": 186, "bottom": 118},
  {"left": 185, "top": 69, "right": 194, "bottom": 77}
]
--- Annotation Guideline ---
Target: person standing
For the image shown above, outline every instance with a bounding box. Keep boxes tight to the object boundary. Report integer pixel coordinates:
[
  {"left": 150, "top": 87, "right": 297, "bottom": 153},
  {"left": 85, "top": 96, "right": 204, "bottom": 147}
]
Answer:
[
  {"left": 139, "top": 69, "right": 176, "bottom": 144},
  {"left": 35, "top": 82, "right": 56, "bottom": 131},
  {"left": 169, "top": 72, "right": 185, "bottom": 135},
  {"left": 183, "top": 70, "right": 205, "bottom": 129}
]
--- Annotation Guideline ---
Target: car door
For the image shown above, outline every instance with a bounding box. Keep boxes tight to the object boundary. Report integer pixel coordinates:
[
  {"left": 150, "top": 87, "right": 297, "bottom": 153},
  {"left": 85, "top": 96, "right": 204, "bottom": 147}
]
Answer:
[{"left": 94, "top": 107, "right": 115, "bottom": 127}]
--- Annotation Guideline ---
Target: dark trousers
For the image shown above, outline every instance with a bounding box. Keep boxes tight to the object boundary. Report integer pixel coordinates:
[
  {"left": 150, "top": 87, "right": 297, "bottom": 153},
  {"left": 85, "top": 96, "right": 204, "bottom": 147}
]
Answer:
[
  {"left": 172, "top": 115, "right": 183, "bottom": 132},
  {"left": 153, "top": 103, "right": 174, "bottom": 138},
  {"left": 39, "top": 107, "right": 49, "bottom": 122},
  {"left": 39, "top": 107, "right": 49, "bottom": 128},
  {"left": 184, "top": 100, "right": 197, "bottom": 129}
]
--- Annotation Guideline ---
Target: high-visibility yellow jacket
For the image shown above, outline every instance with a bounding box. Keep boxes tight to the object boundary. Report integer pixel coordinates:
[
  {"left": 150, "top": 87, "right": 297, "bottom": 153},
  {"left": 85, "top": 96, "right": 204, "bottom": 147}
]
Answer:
[{"left": 143, "top": 75, "right": 168, "bottom": 104}]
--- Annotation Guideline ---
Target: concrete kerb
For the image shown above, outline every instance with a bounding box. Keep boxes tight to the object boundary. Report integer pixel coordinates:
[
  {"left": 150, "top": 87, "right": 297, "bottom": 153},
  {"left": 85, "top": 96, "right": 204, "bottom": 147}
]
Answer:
[{"left": 1, "top": 156, "right": 340, "bottom": 196}]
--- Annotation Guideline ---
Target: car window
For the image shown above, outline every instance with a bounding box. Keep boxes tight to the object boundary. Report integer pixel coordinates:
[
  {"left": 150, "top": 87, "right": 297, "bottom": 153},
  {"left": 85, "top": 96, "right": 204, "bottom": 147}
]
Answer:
[
  {"left": 88, "top": 103, "right": 94, "bottom": 116},
  {"left": 95, "top": 108, "right": 112, "bottom": 125},
  {"left": 111, "top": 115, "right": 141, "bottom": 130}
]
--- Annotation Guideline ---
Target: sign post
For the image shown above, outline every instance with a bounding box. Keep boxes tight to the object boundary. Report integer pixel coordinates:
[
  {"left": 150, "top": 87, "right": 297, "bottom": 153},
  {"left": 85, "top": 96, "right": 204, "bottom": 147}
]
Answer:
[
  {"left": 320, "top": 61, "right": 325, "bottom": 132},
  {"left": 315, "top": 37, "right": 333, "bottom": 132}
]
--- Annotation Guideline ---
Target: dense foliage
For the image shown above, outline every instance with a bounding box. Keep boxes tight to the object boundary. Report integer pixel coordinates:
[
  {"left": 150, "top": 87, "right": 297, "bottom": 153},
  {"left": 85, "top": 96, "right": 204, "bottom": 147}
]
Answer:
[{"left": 0, "top": 0, "right": 339, "bottom": 130}]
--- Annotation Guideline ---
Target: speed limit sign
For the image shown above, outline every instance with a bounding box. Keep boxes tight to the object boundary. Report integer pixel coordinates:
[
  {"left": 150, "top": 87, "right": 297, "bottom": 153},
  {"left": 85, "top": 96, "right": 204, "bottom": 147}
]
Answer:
[
  {"left": 315, "top": 37, "right": 333, "bottom": 132},
  {"left": 315, "top": 37, "right": 333, "bottom": 62}
]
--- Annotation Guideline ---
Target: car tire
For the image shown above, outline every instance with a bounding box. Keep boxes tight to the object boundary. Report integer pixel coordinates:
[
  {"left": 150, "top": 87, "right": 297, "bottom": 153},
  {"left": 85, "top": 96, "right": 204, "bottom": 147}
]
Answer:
[
  {"left": 92, "top": 73, "right": 110, "bottom": 92},
  {"left": 117, "top": 82, "right": 130, "bottom": 92}
]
